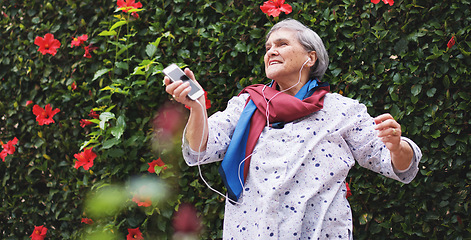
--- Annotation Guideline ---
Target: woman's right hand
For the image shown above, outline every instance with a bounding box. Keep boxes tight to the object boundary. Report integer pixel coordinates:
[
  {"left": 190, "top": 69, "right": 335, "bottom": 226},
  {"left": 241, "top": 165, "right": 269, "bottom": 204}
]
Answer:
[{"left": 164, "top": 68, "right": 206, "bottom": 109}]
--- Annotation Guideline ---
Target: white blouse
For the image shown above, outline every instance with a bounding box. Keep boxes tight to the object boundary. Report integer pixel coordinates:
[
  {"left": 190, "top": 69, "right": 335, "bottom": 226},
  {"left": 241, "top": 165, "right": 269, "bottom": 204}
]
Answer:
[{"left": 182, "top": 93, "right": 422, "bottom": 240}]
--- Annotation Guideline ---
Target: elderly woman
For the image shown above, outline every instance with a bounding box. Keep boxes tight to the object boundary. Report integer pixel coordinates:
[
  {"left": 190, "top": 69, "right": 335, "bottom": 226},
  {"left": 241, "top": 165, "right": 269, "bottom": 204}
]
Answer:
[{"left": 164, "top": 19, "right": 421, "bottom": 240}]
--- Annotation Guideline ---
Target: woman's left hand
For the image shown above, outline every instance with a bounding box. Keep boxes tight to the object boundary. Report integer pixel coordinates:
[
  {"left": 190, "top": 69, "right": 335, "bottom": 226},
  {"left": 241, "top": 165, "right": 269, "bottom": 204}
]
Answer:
[
  {"left": 374, "top": 113, "right": 413, "bottom": 171},
  {"left": 374, "top": 113, "right": 402, "bottom": 153}
]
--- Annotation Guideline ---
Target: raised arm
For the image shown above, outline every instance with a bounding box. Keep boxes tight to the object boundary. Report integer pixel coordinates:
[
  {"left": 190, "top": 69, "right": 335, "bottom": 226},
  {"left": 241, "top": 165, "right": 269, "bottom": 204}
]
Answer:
[{"left": 164, "top": 68, "right": 208, "bottom": 152}]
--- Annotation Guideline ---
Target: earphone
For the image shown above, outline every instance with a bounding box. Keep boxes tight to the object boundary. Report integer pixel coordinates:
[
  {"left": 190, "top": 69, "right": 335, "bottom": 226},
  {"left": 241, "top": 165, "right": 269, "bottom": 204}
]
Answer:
[{"left": 191, "top": 56, "right": 311, "bottom": 205}]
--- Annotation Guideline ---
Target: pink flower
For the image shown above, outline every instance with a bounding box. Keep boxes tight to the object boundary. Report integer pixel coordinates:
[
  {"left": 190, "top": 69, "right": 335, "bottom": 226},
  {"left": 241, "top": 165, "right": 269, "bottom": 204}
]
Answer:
[
  {"left": 34, "top": 33, "right": 61, "bottom": 56},
  {"left": 1, "top": 137, "right": 18, "bottom": 162},
  {"left": 260, "top": 0, "right": 292, "bottom": 17},
  {"left": 74, "top": 147, "right": 96, "bottom": 170}
]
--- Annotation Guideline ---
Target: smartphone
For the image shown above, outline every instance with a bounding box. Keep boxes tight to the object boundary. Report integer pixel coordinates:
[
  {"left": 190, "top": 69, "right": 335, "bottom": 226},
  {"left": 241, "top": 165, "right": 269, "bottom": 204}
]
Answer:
[{"left": 163, "top": 64, "right": 204, "bottom": 101}]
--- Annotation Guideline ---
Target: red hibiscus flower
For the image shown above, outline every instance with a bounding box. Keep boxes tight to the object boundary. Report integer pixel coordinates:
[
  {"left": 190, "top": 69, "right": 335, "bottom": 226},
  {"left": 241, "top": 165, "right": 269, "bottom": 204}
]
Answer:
[
  {"left": 345, "top": 182, "right": 352, "bottom": 198},
  {"left": 25, "top": 100, "right": 33, "bottom": 106},
  {"left": 80, "top": 119, "right": 93, "bottom": 128},
  {"left": 83, "top": 44, "right": 98, "bottom": 59},
  {"left": 127, "top": 227, "right": 144, "bottom": 240},
  {"left": 147, "top": 158, "right": 167, "bottom": 173},
  {"left": 173, "top": 203, "right": 202, "bottom": 234},
  {"left": 447, "top": 36, "right": 456, "bottom": 49},
  {"left": 81, "top": 218, "right": 94, "bottom": 225},
  {"left": 371, "top": 0, "right": 394, "bottom": 5},
  {"left": 260, "top": 0, "right": 292, "bottom": 17},
  {"left": 32, "top": 104, "right": 61, "bottom": 126},
  {"left": 30, "top": 225, "right": 47, "bottom": 240},
  {"left": 74, "top": 147, "right": 96, "bottom": 170},
  {"left": 89, "top": 109, "right": 100, "bottom": 119},
  {"left": 185, "top": 91, "right": 211, "bottom": 110},
  {"left": 71, "top": 34, "right": 88, "bottom": 48},
  {"left": 34, "top": 33, "right": 61, "bottom": 56},
  {"left": 117, "top": 0, "right": 143, "bottom": 13},
  {"left": 1, "top": 137, "right": 18, "bottom": 162},
  {"left": 71, "top": 82, "right": 77, "bottom": 91}
]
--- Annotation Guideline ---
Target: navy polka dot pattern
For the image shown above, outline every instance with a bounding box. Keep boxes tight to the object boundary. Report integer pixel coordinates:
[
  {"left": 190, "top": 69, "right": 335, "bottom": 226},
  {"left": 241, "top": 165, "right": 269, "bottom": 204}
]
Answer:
[{"left": 182, "top": 93, "right": 422, "bottom": 240}]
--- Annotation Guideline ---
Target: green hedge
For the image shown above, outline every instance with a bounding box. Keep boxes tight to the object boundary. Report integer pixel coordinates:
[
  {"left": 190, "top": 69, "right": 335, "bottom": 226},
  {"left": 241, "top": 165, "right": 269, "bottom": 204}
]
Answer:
[{"left": 1, "top": 0, "right": 470, "bottom": 239}]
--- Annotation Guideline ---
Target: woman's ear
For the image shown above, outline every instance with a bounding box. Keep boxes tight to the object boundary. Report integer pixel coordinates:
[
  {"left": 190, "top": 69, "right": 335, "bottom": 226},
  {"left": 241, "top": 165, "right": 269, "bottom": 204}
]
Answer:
[{"left": 307, "top": 51, "right": 318, "bottom": 67}]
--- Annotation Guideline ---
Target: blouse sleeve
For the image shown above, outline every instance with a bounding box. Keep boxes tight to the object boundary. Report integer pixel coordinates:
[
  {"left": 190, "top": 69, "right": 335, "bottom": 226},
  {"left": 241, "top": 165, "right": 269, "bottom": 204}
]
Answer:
[
  {"left": 342, "top": 100, "right": 422, "bottom": 184},
  {"left": 181, "top": 94, "right": 249, "bottom": 166}
]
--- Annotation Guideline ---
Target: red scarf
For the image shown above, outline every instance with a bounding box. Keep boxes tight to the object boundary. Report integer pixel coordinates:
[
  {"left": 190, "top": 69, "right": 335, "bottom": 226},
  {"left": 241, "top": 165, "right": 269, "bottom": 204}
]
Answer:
[{"left": 239, "top": 81, "right": 330, "bottom": 181}]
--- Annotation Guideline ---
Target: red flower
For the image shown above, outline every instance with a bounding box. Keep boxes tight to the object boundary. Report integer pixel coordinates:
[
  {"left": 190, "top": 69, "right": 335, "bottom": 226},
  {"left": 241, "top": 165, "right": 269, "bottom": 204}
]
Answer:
[
  {"left": 447, "top": 36, "right": 456, "bottom": 49},
  {"left": 30, "top": 225, "right": 47, "bottom": 240},
  {"left": 132, "top": 195, "right": 152, "bottom": 207},
  {"left": 89, "top": 109, "right": 100, "bottom": 119},
  {"left": 127, "top": 227, "right": 144, "bottom": 240},
  {"left": 346, "top": 182, "right": 352, "bottom": 198},
  {"left": 34, "top": 33, "right": 61, "bottom": 56},
  {"left": 1, "top": 137, "right": 18, "bottom": 162},
  {"left": 131, "top": 12, "right": 139, "bottom": 19},
  {"left": 147, "top": 158, "right": 167, "bottom": 173},
  {"left": 25, "top": 100, "right": 33, "bottom": 106},
  {"left": 260, "top": 0, "right": 292, "bottom": 17},
  {"left": 117, "top": 0, "right": 143, "bottom": 13},
  {"left": 371, "top": 0, "right": 394, "bottom": 5},
  {"left": 173, "top": 203, "right": 202, "bottom": 234},
  {"left": 80, "top": 119, "right": 93, "bottom": 128},
  {"left": 81, "top": 218, "right": 94, "bottom": 225},
  {"left": 83, "top": 44, "right": 98, "bottom": 59},
  {"left": 132, "top": 185, "right": 152, "bottom": 207},
  {"left": 32, "top": 104, "right": 61, "bottom": 126},
  {"left": 74, "top": 147, "right": 96, "bottom": 170},
  {"left": 71, "top": 34, "right": 88, "bottom": 48},
  {"left": 185, "top": 91, "right": 211, "bottom": 110},
  {"left": 71, "top": 82, "right": 77, "bottom": 91}
]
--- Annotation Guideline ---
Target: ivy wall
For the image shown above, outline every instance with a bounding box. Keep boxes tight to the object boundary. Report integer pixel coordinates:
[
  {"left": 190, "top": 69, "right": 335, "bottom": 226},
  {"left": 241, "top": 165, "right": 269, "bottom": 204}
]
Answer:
[{"left": 0, "top": 0, "right": 470, "bottom": 239}]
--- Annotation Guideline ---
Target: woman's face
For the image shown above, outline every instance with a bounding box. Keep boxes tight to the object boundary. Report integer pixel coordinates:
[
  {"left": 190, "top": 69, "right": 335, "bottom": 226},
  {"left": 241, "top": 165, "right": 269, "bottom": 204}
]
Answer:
[{"left": 264, "top": 28, "right": 311, "bottom": 84}]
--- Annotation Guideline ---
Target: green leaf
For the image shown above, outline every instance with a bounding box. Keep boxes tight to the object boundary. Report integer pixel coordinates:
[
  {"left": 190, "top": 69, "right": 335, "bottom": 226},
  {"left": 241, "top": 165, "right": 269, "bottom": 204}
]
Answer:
[
  {"left": 109, "top": 20, "right": 127, "bottom": 31},
  {"left": 98, "top": 30, "right": 118, "bottom": 36},
  {"left": 444, "top": 134, "right": 456, "bottom": 146},
  {"left": 102, "top": 138, "right": 119, "bottom": 149},
  {"left": 93, "top": 68, "right": 111, "bottom": 81},
  {"left": 146, "top": 44, "right": 157, "bottom": 58},
  {"left": 411, "top": 85, "right": 422, "bottom": 96}
]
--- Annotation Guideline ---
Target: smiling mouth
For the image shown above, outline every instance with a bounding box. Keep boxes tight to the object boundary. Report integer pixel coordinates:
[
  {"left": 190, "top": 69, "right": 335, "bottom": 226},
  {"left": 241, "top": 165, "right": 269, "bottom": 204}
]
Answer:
[{"left": 269, "top": 60, "right": 282, "bottom": 66}]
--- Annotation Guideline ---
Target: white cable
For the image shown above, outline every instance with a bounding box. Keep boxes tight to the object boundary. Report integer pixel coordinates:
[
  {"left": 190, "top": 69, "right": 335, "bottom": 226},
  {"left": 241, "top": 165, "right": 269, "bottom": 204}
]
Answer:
[
  {"left": 262, "top": 58, "right": 310, "bottom": 127},
  {"left": 193, "top": 100, "right": 242, "bottom": 205},
  {"left": 190, "top": 58, "right": 309, "bottom": 205}
]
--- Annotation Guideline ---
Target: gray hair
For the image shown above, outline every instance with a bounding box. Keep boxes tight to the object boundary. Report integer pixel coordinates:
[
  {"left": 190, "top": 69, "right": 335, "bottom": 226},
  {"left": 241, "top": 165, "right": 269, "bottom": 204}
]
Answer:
[{"left": 266, "top": 19, "right": 329, "bottom": 80}]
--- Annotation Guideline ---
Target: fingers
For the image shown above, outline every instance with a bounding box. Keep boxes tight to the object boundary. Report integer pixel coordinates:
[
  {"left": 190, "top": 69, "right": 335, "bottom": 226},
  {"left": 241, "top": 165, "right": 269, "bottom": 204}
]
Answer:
[{"left": 374, "top": 113, "right": 401, "bottom": 138}]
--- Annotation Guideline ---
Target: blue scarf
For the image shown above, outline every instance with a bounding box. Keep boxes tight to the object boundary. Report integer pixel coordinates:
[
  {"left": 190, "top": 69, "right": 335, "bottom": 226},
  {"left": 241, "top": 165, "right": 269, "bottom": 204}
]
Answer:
[{"left": 219, "top": 79, "right": 329, "bottom": 201}]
